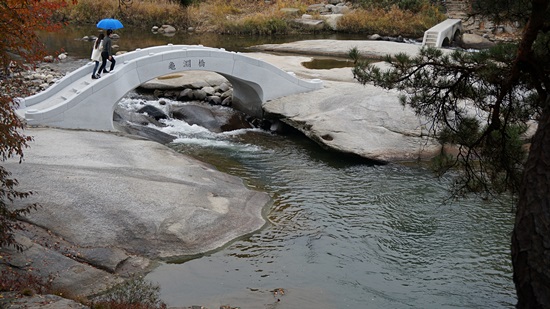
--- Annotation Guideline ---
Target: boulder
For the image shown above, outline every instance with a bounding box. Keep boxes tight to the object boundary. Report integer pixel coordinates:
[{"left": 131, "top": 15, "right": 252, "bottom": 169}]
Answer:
[
  {"left": 202, "top": 86, "right": 216, "bottom": 95},
  {"left": 171, "top": 104, "right": 252, "bottom": 132},
  {"left": 137, "top": 105, "right": 168, "bottom": 121},
  {"left": 459, "top": 33, "right": 496, "bottom": 49},
  {"left": 178, "top": 88, "right": 194, "bottom": 101},
  {"left": 207, "top": 95, "right": 222, "bottom": 105},
  {"left": 158, "top": 24, "right": 176, "bottom": 33},
  {"left": 192, "top": 89, "right": 207, "bottom": 100},
  {"left": 114, "top": 121, "right": 177, "bottom": 145},
  {"left": 291, "top": 18, "right": 325, "bottom": 31},
  {"left": 320, "top": 14, "right": 343, "bottom": 30},
  {"left": 172, "top": 104, "right": 221, "bottom": 132}
]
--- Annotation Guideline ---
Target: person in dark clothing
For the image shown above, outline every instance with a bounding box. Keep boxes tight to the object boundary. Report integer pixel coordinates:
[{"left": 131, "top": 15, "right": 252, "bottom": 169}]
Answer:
[{"left": 98, "top": 29, "right": 116, "bottom": 76}]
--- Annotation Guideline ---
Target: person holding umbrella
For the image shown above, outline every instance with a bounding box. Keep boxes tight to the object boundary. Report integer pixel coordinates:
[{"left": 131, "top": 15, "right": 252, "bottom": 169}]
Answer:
[
  {"left": 97, "top": 29, "right": 115, "bottom": 76},
  {"left": 95, "top": 18, "right": 123, "bottom": 77}
]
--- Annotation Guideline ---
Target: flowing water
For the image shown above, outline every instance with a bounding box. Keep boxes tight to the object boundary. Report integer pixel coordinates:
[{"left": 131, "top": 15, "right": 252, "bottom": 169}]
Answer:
[
  {"left": 42, "top": 28, "right": 517, "bottom": 308},
  {"left": 116, "top": 98, "right": 516, "bottom": 309}
]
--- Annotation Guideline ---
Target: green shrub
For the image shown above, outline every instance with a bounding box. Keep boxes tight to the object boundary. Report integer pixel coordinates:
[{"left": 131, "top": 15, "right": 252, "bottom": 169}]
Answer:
[{"left": 92, "top": 276, "right": 166, "bottom": 309}]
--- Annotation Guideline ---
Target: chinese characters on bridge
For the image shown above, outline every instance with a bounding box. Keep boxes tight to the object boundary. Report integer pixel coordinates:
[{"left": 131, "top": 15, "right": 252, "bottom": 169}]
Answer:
[{"left": 168, "top": 59, "right": 206, "bottom": 71}]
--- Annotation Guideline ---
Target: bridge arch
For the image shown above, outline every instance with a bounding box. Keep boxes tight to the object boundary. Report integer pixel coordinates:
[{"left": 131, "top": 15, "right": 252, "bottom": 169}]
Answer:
[{"left": 16, "top": 45, "right": 323, "bottom": 131}]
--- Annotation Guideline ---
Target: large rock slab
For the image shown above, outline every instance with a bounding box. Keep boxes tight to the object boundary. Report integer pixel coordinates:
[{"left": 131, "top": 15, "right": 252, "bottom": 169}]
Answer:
[
  {"left": 1, "top": 232, "right": 123, "bottom": 297},
  {"left": 263, "top": 80, "right": 441, "bottom": 162},
  {"left": 244, "top": 45, "right": 443, "bottom": 162},
  {"left": 249, "top": 39, "right": 425, "bottom": 59},
  {"left": 5, "top": 128, "right": 269, "bottom": 259}
]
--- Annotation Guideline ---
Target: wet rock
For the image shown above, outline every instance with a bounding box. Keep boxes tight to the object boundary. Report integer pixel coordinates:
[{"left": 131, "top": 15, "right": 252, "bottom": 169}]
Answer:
[
  {"left": 172, "top": 104, "right": 220, "bottom": 132},
  {"left": 172, "top": 104, "right": 252, "bottom": 133},
  {"left": 220, "top": 111, "right": 253, "bottom": 131},
  {"left": 114, "top": 107, "right": 165, "bottom": 127},
  {"left": 138, "top": 105, "right": 168, "bottom": 121},
  {"left": 115, "top": 121, "right": 177, "bottom": 145}
]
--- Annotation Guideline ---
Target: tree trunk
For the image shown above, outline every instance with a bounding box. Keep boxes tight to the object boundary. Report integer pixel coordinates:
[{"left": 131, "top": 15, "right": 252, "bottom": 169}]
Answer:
[{"left": 512, "top": 102, "right": 550, "bottom": 308}]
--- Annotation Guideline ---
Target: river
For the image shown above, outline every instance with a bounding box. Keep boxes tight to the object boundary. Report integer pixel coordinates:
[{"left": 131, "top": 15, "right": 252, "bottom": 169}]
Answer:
[{"left": 42, "top": 26, "right": 516, "bottom": 308}]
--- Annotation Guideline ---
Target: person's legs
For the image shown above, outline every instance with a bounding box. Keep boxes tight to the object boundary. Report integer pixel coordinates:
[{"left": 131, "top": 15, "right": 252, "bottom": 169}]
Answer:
[
  {"left": 98, "top": 52, "right": 108, "bottom": 74},
  {"left": 92, "top": 61, "right": 99, "bottom": 78},
  {"left": 109, "top": 56, "right": 116, "bottom": 72}
]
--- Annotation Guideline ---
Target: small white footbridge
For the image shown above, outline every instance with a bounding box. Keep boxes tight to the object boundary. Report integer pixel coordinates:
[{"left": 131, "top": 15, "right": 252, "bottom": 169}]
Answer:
[
  {"left": 422, "top": 18, "right": 463, "bottom": 48},
  {"left": 16, "top": 44, "right": 323, "bottom": 131}
]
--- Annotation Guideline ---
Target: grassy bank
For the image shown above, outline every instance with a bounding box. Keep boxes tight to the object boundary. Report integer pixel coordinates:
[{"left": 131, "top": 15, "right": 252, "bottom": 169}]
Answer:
[{"left": 62, "top": 0, "right": 446, "bottom": 38}]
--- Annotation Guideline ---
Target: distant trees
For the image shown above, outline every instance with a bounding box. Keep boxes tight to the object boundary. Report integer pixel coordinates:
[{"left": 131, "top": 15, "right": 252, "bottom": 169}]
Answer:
[
  {"left": 0, "top": 0, "right": 73, "bottom": 249},
  {"left": 350, "top": 0, "right": 550, "bottom": 307}
]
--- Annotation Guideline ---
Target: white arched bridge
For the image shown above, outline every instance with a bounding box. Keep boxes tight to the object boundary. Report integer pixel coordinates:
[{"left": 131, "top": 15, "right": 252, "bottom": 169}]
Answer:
[
  {"left": 15, "top": 44, "right": 323, "bottom": 131},
  {"left": 422, "top": 19, "right": 462, "bottom": 48}
]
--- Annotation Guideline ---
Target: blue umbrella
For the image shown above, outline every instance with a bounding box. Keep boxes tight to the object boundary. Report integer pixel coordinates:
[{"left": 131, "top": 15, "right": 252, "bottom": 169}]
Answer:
[{"left": 96, "top": 18, "right": 124, "bottom": 30}]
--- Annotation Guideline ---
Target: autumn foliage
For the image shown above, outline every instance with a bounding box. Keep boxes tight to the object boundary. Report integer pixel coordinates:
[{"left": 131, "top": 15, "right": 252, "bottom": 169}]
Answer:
[{"left": 0, "top": 0, "right": 74, "bottom": 249}]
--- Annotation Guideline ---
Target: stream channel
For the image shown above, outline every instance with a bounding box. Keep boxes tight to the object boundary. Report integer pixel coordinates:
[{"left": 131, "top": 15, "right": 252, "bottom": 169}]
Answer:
[{"left": 41, "top": 26, "right": 516, "bottom": 308}]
